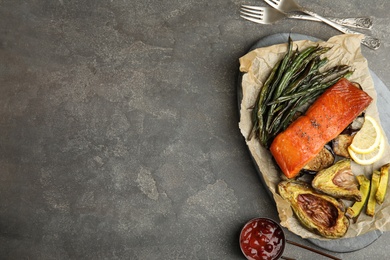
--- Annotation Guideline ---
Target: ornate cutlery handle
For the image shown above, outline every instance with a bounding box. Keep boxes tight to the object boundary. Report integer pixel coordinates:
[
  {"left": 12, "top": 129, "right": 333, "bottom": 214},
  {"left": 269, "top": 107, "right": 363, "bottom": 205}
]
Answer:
[
  {"left": 329, "top": 17, "right": 373, "bottom": 30},
  {"left": 289, "top": 14, "right": 373, "bottom": 29},
  {"left": 301, "top": 9, "right": 380, "bottom": 50}
]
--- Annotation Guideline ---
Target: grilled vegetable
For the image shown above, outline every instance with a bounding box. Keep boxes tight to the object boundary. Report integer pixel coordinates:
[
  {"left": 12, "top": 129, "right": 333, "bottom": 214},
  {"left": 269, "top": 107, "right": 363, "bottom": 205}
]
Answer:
[
  {"left": 332, "top": 134, "right": 354, "bottom": 158},
  {"left": 270, "top": 78, "right": 373, "bottom": 179},
  {"left": 376, "top": 163, "right": 390, "bottom": 204},
  {"left": 346, "top": 175, "right": 371, "bottom": 223},
  {"left": 367, "top": 170, "right": 380, "bottom": 216},
  {"left": 312, "top": 159, "right": 362, "bottom": 201},
  {"left": 301, "top": 144, "right": 335, "bottom": 174},
  {"left": 249, "top": 59, "right": 282, "bottom": 141},
  {"left": 278, "top": 181, "right": 349, "bottom": 238},
  {"left": 342, "top": 114, "right": 365, "bottom": 135},
  {"left": 250, "top": 37, "right": 354, "bottom": 148},
  {"left": 251, "top": 37, "right": 294, "bottom": 145}
]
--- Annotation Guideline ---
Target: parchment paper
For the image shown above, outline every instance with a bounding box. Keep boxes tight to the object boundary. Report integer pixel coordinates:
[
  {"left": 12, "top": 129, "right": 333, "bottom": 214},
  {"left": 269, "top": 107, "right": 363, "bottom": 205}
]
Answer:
[{"left": 239, "top": 34, "right": 390, "bottom": 240}]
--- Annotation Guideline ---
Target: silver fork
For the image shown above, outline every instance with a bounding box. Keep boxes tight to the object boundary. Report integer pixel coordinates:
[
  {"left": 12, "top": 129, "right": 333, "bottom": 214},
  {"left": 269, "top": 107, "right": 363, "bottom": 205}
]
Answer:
[
  {"left": 240, "top": 5, "right": 373, "bottom": 29},
  {"left": 263, "top": 0, "right": 380, "bottom": 50}
]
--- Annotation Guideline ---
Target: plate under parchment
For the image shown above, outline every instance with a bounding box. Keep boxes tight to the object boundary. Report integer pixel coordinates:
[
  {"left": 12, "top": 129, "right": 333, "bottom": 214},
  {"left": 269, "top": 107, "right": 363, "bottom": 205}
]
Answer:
[{"left": 237, "top": 33, "right": 388, "bottom": 253}]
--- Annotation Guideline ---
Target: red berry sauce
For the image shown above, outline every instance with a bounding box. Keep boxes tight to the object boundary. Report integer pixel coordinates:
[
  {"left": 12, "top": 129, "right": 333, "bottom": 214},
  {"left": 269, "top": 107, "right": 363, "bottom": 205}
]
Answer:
[{"left": 239, "top": 218, "right": 285, "bottom": 260}]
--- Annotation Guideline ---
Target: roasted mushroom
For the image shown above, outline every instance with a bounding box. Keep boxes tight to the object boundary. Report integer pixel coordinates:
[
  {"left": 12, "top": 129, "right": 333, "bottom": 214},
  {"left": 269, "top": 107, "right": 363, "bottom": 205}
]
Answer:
[
  {"left": 278, "top": 181, "right": 349, "bottom": 238},
  {"left": 301, "top": 144, "right": 335, "bottom": 174},
  {"left": 312, "top": 159, "right": 362, "bottom": 201},
  {"left": 332, "top": 113, "right": 365, "bottom": 158},
  {"left": 348, "top": 114, "right": 365, "bottom": 133},
  {"left": 332, "top": 134, "right": 353, "bottom": 158}
]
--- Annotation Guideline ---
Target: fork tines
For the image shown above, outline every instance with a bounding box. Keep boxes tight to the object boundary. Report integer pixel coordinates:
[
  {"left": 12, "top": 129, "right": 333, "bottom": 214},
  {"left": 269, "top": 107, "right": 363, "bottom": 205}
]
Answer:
[{"left": 240, "top": 5, "right": 266, "bottom": 24}]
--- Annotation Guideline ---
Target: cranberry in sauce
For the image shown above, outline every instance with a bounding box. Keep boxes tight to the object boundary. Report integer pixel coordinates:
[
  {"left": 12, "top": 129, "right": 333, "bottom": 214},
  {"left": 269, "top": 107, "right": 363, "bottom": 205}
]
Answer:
[{"left": 239, "top": 218, "right": 285, "bottom": 260}]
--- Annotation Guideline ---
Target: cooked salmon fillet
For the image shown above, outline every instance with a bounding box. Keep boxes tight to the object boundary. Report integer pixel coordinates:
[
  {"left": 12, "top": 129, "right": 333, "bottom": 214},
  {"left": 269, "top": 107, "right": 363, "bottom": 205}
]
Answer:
[{"left": 270, "top": 78, "right": 373, "bottom": 178}]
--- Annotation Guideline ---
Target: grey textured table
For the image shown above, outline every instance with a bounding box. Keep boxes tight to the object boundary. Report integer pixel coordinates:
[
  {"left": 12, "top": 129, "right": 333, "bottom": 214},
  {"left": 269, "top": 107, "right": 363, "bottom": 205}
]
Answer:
[{"left": 1, "top": 0, "right": 390, "bottom": 259}]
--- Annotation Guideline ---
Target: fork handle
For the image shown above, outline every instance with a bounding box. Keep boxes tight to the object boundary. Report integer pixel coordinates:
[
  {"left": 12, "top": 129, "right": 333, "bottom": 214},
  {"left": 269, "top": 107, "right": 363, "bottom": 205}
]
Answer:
[
  {"left": 301, "top": 9, "right": 380, "bottom": 50},
  {"left": 288, "top": 14, "right": 373, "bottom": 29}
]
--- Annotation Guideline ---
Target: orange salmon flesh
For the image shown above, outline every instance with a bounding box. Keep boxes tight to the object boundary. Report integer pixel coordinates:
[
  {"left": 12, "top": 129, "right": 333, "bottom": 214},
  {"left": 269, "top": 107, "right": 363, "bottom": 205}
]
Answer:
[{"left": 270, "top": 78, "right": 373, "bottom": 178}]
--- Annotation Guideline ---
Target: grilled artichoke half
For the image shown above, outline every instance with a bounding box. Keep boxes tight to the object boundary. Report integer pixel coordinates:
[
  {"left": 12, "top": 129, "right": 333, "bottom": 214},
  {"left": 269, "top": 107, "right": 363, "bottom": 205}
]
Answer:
[
  {"left": 278, "top": 181, "right": 349, "bottom": 238},
  {"left": 312, "top": 159, "right": 362, "bottom": 201}
]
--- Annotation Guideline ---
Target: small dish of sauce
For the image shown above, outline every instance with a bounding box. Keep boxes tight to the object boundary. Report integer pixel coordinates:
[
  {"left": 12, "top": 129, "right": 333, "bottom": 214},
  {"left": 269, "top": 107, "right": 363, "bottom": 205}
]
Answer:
[{"left": 239, "top": 218, "right": 285, "bottom": 260}]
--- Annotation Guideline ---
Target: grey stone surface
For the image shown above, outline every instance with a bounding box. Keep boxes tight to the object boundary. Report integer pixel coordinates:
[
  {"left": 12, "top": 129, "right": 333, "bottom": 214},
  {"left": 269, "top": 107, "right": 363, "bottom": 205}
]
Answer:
[{"left": 0, "top": 0, "right": 389, "bottom": 259}]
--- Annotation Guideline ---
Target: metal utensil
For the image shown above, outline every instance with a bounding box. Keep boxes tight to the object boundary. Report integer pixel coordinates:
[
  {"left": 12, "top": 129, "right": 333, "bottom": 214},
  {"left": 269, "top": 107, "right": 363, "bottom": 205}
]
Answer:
[
  {"left": 263, "top": 0, "right": 380, "bottom": 50},
  {"left": 241, "top": 5, "right": 372, "bottom": 29}
]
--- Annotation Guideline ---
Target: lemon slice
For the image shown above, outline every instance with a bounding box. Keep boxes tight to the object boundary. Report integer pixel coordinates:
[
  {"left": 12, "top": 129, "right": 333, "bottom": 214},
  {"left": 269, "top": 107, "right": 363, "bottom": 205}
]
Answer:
[
  {"left": 349, "top": 116, "right": 382, "bottom": 154},
  {"left": 348, "top": 135, "right": 385, "bottom": 165}
]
